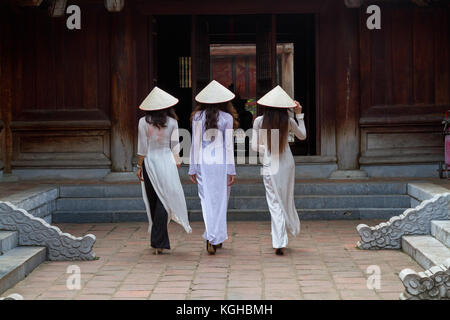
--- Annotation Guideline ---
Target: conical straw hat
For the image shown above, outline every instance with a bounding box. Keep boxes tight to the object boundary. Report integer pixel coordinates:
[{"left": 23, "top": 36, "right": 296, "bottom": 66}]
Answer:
[
  {"left": 195, "top": 80, "right": 235, "bottom": 104},
  {"left": 139, "top": 87, "right": 179, "bottom": 111},
  {"left": 257, "top": 85, "right": 296, "bottom": 108}
]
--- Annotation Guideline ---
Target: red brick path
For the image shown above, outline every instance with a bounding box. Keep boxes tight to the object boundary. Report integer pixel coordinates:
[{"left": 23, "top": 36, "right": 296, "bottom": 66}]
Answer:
[{"left": 3, "top": 220, "right": 421, "bottom": 300}]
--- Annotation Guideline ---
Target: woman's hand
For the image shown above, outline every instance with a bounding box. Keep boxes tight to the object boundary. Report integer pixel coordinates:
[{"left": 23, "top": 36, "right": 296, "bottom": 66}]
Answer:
[
  {"left": 137, "top": 167, "right": 144, "bottom": 182},
  {"left": 173, "top": 154, "right": 182, "bottom": 168},
  {"left": 190, "top": 174, "right": 197, "bottom": 184},
  {"left": 293, "top": 100, "right": 303, "bottom": 114},
  {"left": 227, "top": 175, "right": 235, "bottom": 187}
]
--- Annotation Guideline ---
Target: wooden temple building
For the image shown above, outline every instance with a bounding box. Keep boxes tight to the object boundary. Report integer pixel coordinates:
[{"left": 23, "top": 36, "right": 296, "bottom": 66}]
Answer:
[{"left": 0, "top": 0, "right": 449, "bottom": 181}]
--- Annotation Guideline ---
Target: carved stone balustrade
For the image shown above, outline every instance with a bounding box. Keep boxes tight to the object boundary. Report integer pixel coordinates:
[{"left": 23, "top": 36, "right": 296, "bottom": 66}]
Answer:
[
  {"left": 0, "top": 201, "right": 96, "bottom": 261},
  {"left": 357, "top": 193, "right": 450, "bottom": 249}
]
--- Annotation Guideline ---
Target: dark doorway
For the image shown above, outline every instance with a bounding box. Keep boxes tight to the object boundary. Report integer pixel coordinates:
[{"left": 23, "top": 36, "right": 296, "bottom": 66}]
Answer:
[
  {"left": 277, "top": 14, "right": 316, "bottom": 156},
  {"left": 155, "top": 15, "right": 192, "bottom": 131},
  {"left": 207, "top": 14, "right": 316, "bottom": 156},
  {"left": 154, "top": 14, "right": 316, "bottom": 155}
]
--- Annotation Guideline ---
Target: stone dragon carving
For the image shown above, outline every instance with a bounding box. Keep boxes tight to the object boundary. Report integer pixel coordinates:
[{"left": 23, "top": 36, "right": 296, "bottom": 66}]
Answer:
[
  {"left": 0, "top": 201, "right": 96, "bottom": 261},
  {"left": 356, "top": 193, "right": 450, "bottom": 249},
  {"left": 399, "top": 258, "right": 450, "bottom": 300}
]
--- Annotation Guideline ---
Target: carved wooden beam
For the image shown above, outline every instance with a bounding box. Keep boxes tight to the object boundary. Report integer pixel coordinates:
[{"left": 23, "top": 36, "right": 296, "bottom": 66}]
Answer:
[
  {"left": 48, "top": 0, "right": 67, "bottom": 17},
  {"left": 105, "top": 0, "right": 124, "bottom": 12}
]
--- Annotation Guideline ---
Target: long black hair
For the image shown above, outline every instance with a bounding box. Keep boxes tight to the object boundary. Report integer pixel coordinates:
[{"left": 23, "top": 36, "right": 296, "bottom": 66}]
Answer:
[
  {"left": 190, "top": 102, "right": 239, "bottom": 130},
  {"left": 260, "top": 107, "right": 289, "bottom": 153},
  {"left": 145, "top": 108, "right": 179, "bottom": 129}
]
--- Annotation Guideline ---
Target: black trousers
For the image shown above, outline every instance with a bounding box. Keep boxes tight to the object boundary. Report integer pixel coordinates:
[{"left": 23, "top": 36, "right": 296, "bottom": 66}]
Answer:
[{"left": 143, "top": 163, "right": 170, "bottom": 249}]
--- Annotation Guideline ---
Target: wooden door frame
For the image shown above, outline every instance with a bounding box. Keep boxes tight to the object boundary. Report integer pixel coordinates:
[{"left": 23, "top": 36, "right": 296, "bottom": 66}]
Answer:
[{"left": 145, "top": 7, "right": 324, "bottom": 156}]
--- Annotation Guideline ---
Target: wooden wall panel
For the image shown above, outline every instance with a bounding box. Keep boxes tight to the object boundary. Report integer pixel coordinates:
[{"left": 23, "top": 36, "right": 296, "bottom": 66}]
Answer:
[
  {"left": 370, "top": 7, "right": 391, "bottom": 107},
  {"left": 35, "top": 16, "right": 57, "bottom": 110},
  {"left": 12, "top": 4, "right": 111, "bottom": 121},
  {"left": 360, "top": 126, "right": 443, "bottom": 164},
  {"left": 6, "top": 3, "right": 113, "bottom": 169},
  {"left": 360, "top": 5, "right": 449, "bottom": 165},
  {"left": 1, "top": 5, "right": 13, "bottom": 173},
  {"left": 0, "top": 122, "right": 4, "bottom": 170},
  {"left": 391, "top": 7, "right": 413, "bottom": 105},
  {"left": 413, "top": 8, "right": 435, "bottom": 105},
  {"left": 366, "top": 132, "right": 442, "bottom": 153},
  {"left": 434, "top": 8, "right": 450, "bottom": 105},
  {"left": 361, "top": 6, "right": 449, "bottom": 112},
  {"left": 11, "top": 121, "right": 111, "bottom": 168},
  {"left": 0, "top": 8, "right": 5, "bottom": 170}
]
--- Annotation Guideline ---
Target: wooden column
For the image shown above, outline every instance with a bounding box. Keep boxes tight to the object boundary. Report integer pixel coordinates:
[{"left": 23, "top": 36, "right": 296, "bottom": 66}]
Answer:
[
  {"left": 191, "top": 15, "right": 211, "bottom": 107},
  {"left": 281, "top": 44, "right": 294, "bottom": 97},
  {"left": 256, "top": 14, "right": 277, "bottom": 115},
  {"left": 330, "top": 2, "right": 366, "bottom": 178},
  {"left": 109, "top": 5, "right": 135, "bottom": 174},
  {"left": 0, "top": 6, "right": 16, "bottom": 180}
]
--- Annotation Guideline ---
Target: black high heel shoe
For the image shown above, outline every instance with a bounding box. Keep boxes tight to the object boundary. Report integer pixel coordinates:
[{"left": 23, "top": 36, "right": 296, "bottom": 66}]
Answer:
[
  {"left": 275, "top": 248, "right": 284, "bottom": 255},
  {"left": 206, "top": 240, "right": 216, "bottom": 255}
]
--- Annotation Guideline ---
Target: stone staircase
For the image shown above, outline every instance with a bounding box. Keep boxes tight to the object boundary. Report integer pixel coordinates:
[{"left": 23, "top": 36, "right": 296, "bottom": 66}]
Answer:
[
  {"left": 1, "top": 186, "right": 58, "bottom": 224},
  {"left": 0, "top": 231, "right": 46, "bottom": 294},
  {"left": 402, "top": 224, "right": 450, "bottom": 270},
  {"left": 52, "top": 182, "right": 411, "bottom": 223},
  {"left": 0, "top": 186, "right": 59, "bottom": 294},
  {"left": 355, "top": 182, "right": 450, "bottom": 299},
  {"left": 0, "top": 201, "right": 96, "bottom": 295},
  {"left": 399, "top": 220, "right": 450, "bottom": 300},
  {"left": 401, "top": 183, "right": 450, "bottom": 270}
]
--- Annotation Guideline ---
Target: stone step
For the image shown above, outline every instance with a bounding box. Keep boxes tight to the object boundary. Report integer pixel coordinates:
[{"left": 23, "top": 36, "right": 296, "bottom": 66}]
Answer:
[
  {"left": 408, "top": 183, "right": 450, "bottom": 202},
  {"left": 190, "top": 208, "right": 407, "bottom": 221},
  {"left": 0, "top": 231, "right": 18, "bottom": 254},
  {"left": 56, "top": 195, "right": 411, "bottom": 212},
  {"left": 0, "top": 246, "right": 46, "bottom": 294},
  {"left": 431, "top": 220, "right": 450, "bottom": 248},
  {"left": 3, "top": 187, "right": 58, "bottom": 213},
  {"left": 402, "top": 235, "right": 450, "bottom": 270},
  {"left": 52, "top": 207, "right": 408, "bottom": 223},
  {"left": 58, "top": 182, "right": 407, "bottom": 198},
  {"left": 1, "top": 187, "right": 58, "bottom": 222}
]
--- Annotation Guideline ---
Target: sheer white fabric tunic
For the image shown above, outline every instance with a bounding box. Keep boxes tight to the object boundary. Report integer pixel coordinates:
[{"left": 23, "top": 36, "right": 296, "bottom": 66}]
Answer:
[
  {"left": 137, "top": 116, "right": 192, "bottom": 234},
  {"left": 189, "top": 110, "right": 236, "bottom": 245},
  {"left": 251, "top": 113, "right": 306, "bottom": 248}
]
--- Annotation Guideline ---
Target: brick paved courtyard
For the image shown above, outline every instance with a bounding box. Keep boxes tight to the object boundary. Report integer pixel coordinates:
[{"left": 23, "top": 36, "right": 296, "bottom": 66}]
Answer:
[{"left": 3, "top": 220, "right": 422, "bottom": 300}]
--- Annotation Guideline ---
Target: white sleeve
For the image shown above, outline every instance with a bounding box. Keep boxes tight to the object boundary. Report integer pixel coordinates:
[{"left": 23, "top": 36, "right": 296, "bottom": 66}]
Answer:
[
  {"left": 137, "top": 119, "right": 148, "bottom": 156},
  {"left": 188, "top": 117, "right": 201, "bottom": 175},
  {"left": 251, "top": 117, "right": 266, "bottom": 154},
  {"left": 289, "top": 113, "right": 307, "bottom": 140},
  {"left": 225, "top": 115, "right": 236, "bottom": 175},
  {"left": 170, "top": 119, "right": 181, "bottom": 155},
  {"left": 170, "top": 119, "right": 181, "bottom": 165}
]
